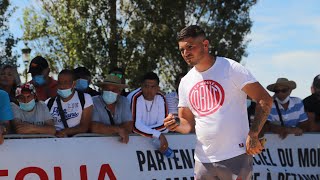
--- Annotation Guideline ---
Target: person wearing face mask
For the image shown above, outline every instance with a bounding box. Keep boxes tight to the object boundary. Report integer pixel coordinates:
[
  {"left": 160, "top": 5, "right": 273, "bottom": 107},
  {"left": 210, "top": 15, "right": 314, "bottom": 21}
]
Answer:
[
  {"left": 90, "top": 74, "right": 132, "bottom": 143},
  {"left": 28, "top": 56, "right": 58, "bottom": 101},
  {"left": 303, "top": 74, "right": 320, "bottom": 132},
  {"left": 265, "top": 78, "right": 310, "bottom": 139},
  {"left": 45, "top": 69, "right": 93, "bottom": 137},
  {"left": 73, "top": 67, "right": 100, "bottom": 97},
  {"left": 10, "top": 83, "right": 56, "bottom": 135}
]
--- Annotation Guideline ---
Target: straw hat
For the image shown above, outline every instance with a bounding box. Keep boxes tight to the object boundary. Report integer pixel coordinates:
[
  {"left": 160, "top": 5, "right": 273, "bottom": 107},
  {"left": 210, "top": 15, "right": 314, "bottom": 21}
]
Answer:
[
  {"left": 267, "top": 78, "right": 296, "bottom": 92},
  {"left": 95, "top": 74, "right": 128, "bottom": 88}
]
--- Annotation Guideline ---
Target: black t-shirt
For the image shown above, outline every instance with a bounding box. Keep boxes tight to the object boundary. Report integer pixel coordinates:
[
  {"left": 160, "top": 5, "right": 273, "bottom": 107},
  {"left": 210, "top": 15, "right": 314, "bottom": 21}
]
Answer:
[{"left": 303, "top": 94, "right": 320, "bottom": 123}]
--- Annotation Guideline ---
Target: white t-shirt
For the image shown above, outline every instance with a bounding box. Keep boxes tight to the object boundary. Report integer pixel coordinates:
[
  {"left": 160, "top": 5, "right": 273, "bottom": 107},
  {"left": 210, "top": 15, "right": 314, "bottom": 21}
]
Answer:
[
  {"left": 178, "top": 57, "right": 257, "bottom": 163},
  {"left": 45, "top": 91, "right": 93, "bottom": 131},
  {"left": 127, "top": 88, "right": 168, "bottom": 138}
]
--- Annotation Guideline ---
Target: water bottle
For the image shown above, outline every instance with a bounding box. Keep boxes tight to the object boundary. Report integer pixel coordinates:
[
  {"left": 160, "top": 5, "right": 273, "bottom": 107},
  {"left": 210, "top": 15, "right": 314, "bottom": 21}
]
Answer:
[{"left": 151, "top": 138, "right": 174, "bottom": 158}]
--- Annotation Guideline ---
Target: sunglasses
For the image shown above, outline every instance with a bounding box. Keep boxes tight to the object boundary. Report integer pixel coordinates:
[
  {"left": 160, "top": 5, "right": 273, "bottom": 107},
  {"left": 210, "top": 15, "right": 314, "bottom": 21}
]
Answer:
[
  {"left": 110, "top": 73, "right": 123, "bottom": 79},
  {"left": 274, "top": 89, "right": 289, "bottom": 93}
]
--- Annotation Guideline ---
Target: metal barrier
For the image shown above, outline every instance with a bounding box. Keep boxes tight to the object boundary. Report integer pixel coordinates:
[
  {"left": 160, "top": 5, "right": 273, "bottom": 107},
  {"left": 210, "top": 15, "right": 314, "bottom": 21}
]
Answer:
[{"left": 4, "top": 134, "right": 56, "bottom": 139}]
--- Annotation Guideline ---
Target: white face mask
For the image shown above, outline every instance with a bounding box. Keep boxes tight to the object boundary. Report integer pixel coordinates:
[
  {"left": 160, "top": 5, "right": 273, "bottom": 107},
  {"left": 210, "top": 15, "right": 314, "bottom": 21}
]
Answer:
[
  {"left": 102, "top": 91, "right": 118, "bottom": 104},
  {"left": 275, "top": 96, "right": 290, "bottom": 105}
]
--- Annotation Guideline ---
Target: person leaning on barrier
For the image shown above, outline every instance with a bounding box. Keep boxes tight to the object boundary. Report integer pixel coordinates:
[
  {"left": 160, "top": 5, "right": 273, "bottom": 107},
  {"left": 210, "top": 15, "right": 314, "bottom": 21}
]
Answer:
[
  {"left": 265, "top": 78, "right": 310, "bottom": 139},
  {"left": 127, "top": 72, "right": 170, "bottom": 153},
  {"left": 303, "top": 74, "right": 320, "bottom": 131},
  {"left": 45, "top": 69, "right": 93, "bottom": 137},
  {"left": 73, "top": 67, "right": 100, "bottom": 97},
  {"left": 11, "top": 83, "right": 56, "bottom": 135},
  {"left": 90, "top": 74, "right": 132, "bottom": 144},
  {"left": 0, "top": 90, "right": 13, "bottom": 144},
  {"left": 28, "top": 56, "right": 58, "bottom": 101}
]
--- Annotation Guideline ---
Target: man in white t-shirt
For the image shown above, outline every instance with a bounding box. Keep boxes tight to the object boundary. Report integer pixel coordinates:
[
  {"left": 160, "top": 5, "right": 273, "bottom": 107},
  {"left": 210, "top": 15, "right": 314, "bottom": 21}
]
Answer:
[
  {"left": 127, "top": 72, "right": 169, "bottom": 153},
  {"left": 45, "top": 69, "right": 93, "bottom": 137},
  {"left": 12, "top": 83, "right": 55, "bottom": 135},
  {"left": 164, "top": 25, "right": 273, "bottom": 179}
]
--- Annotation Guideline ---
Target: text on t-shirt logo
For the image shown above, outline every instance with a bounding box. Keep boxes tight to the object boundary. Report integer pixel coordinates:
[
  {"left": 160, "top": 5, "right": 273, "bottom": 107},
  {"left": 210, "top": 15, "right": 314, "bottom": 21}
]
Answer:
[{"left": 189, "top": 80, "right": 224, "bottom": 116}]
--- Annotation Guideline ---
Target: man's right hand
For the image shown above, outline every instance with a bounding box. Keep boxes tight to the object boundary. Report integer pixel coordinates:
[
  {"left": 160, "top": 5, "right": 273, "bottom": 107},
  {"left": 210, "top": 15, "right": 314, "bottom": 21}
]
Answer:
[
  {"left": 288, "top": 127, "right": 303, "bottom": 136},
  {"left": 117, "top": 127, "right": 129, "bottom": 144},
  {"left": 159, "top": 134, "right": 169, "bottom": 153},
  {"left": 278, "top": 129, "right": 289, "bottom": 139},
  {"left": 164, "top": 114, "right": 179, "bottom": 131}
]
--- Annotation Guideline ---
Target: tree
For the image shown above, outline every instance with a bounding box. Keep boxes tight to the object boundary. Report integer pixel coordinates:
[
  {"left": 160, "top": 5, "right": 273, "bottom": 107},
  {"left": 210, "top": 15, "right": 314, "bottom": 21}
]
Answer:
[
  {"left": 22, "top": 0, "right": 256, "bottom": 91},
  {"left": 0, "top": 0, "right": 18, "bottom": 67}
]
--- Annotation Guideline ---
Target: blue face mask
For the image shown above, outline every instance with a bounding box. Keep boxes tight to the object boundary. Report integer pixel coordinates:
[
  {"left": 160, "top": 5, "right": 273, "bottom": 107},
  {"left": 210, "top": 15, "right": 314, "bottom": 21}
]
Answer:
[
  {"left": 102, "top": 91, "right": 118, "bottom": 104},
  {"left": 75, "top": 79, "right": 89, "bottom": 91},
  {"left": 57, "top": 88, "right": 73, "bottom": 98},
  {"left": 33, "top": 75, "right": 46, "bottom": 86},
  {"left": 19, "top": 99, "right": 36, "bottom": 111}
]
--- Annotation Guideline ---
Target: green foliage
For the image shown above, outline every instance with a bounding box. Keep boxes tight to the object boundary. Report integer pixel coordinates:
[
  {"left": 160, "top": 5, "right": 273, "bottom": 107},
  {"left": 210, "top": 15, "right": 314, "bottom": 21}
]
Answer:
[
  {"left": 22, "top": 0, "right": 256, "bottom": 91},
  {"left": 0, "top": 0, "right": 19, "bottom": 67}
]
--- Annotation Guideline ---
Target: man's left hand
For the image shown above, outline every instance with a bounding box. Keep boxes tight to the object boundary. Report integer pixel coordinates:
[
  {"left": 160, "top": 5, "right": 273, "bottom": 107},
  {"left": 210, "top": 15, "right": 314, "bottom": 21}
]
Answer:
[{"left": 246, "top": 135, "right": 263, "bottom": 155}]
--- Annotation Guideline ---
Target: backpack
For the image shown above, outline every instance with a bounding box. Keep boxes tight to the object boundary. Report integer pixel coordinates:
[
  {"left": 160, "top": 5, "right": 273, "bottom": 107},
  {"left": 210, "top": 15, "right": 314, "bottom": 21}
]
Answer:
[{"left": 47, "top": 91, "right": 85, "bottom": 111}]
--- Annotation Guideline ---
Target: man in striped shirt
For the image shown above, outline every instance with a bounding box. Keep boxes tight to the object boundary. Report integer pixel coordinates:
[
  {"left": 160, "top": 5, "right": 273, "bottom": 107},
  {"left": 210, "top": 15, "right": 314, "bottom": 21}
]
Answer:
[
  {"left": 127, "top": 72, "right": 169, "bottom": 153},
  {"left": 265, "top": 78, "right": 310, "bottom": 139}
]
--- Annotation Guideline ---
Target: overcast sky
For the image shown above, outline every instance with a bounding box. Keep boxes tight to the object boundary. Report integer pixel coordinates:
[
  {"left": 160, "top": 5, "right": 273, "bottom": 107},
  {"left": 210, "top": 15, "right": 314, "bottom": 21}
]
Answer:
[{"left": 9, "top": 0, "right": 320, "bottom": 98}]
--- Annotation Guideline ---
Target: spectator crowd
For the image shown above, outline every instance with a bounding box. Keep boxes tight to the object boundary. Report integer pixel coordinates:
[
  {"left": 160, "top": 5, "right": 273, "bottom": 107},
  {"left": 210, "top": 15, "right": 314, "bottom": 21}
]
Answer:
[{"left": 1, "top": 55, "right": 320, "bottom": 149}]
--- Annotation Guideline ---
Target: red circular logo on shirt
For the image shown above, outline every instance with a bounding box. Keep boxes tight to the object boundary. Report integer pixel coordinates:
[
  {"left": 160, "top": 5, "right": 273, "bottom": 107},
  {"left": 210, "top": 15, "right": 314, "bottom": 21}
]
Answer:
[{"left": 189, "top": 80, "right": 225, "bottom": 116}]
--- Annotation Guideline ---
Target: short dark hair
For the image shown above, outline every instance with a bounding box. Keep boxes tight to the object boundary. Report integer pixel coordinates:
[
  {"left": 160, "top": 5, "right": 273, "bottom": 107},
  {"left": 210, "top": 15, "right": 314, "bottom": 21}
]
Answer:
[
  {"left": 141, "top": 72, "right": 160, "bottom": 85},
  {"left": 73, "top": 67, "right": 91, "bottom": 79},
  {"left": 28, "top": 56, "right": 49, "bottom": 75},
  {"left": 313, "top": 74, "right": 320, "bottom": 89},
  {"left": 177, "top": 25, "right": 206, "bottom": 41},
  {"left": 58, "top": 69, "right": 75, "bottom": 81}
]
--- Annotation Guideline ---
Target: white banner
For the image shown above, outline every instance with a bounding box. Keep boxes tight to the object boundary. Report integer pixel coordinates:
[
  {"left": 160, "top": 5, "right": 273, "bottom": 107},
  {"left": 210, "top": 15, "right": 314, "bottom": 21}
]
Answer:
[
  {"left": 252, "top": 134, "right": 320, "bottom": 180},
  {"left": 0, "top": 134, "right": 196, "bottom": 180},
  {"left": 0, "top": 133, "right": 319, "bottom": 180}
]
